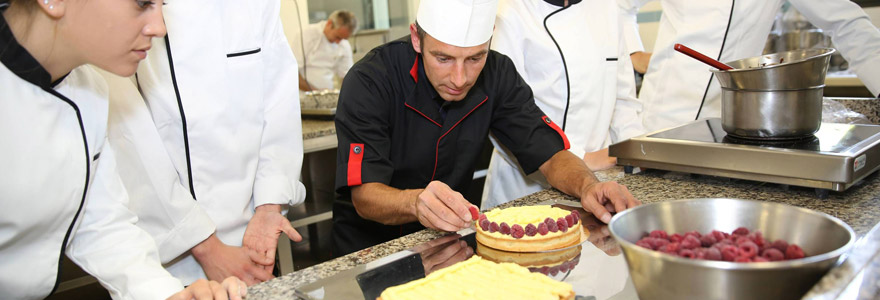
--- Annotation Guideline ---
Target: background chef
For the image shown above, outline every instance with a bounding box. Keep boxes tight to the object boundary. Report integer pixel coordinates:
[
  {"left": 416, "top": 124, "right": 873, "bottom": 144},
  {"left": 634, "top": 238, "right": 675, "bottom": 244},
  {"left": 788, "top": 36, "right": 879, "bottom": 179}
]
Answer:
[
  {"left": 103, "top": 0, "right": 306, "bottom": 286},
  {"left": 482, "top": 0, "right": 645, "bottom": 210},
  {"left": 331, "top": 0, "right": 640, "bottom": 256},
  {"left": 618, "top": 0, "right": 880, "bottom": 132},
  {"left": 293, "top": 10, "right": 357, "bottom": 91}
]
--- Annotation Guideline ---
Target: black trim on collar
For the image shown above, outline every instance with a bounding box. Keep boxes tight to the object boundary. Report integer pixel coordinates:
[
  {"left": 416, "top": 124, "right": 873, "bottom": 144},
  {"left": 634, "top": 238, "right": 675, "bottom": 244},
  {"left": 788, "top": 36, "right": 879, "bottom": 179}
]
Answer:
[
  {"left": 0, "top": 12, "right": 68, "bottom": 89},
  {"left": 543, "top": 0, "right": 582, "bottom": 7}
]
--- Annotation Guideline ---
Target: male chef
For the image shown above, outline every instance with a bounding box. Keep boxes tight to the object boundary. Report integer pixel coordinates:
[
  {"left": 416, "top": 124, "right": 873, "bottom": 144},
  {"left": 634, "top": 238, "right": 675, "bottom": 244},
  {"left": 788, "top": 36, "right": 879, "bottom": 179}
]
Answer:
[
  {"left": 293, "top": 10, "right": 357, "bottom": 91},
  {"left": 331, "top": 0, "right": 641, "bottom": 256}
]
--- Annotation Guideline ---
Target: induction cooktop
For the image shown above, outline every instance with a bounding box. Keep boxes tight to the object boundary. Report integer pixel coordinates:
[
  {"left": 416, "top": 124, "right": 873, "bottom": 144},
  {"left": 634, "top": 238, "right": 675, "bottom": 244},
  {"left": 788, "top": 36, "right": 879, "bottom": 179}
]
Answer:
[{"left": 609, "top": 118, "right": 880, "bottom": 194}]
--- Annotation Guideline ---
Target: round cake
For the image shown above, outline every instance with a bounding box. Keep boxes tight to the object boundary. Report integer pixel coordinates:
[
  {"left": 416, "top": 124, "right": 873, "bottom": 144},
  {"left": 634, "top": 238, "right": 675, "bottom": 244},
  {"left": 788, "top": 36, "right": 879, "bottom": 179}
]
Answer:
[{"left": 475, "top": 205, "right": 584, "bottom": 252}]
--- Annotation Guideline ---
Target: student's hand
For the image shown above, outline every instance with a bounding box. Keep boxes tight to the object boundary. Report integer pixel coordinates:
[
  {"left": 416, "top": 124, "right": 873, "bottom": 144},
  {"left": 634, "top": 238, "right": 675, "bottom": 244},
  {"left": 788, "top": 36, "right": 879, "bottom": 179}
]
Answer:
[
  {"left": 630, "top": 51, "right": 652, "bottom": 74},
  {"left": 583, "top": 148, "right": 617, "bottom": 171},
  {"left": 415, "top": 234, "right": 473, "bottom": 275},
  {"left": 167, "top": 277, "right": 247, "bottom": 300},
  {"left": 413, "top": 181, "right": 475, "bottom": 232},
  {"left": 243, "top": 204, "right": 302, "bottom": 273},
  {"left": 579, "top": 181, "right": 640, "bottom": 224},
  {"left": 192, "top": 234, "right": 274, "bottom": 286}
]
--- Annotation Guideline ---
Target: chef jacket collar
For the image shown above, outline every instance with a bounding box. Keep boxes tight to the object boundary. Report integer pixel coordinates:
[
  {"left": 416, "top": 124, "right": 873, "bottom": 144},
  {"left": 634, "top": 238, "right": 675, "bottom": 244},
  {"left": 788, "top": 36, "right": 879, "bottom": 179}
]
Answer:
[
  {"left": 543, "top": 0, "right": 582, "bottom": 7},
  {"left": 404, "top": 54, "right": 488, "bottom": 128},
  {"left": 0, "top": 9, "right": 66, "bottom": 89}
]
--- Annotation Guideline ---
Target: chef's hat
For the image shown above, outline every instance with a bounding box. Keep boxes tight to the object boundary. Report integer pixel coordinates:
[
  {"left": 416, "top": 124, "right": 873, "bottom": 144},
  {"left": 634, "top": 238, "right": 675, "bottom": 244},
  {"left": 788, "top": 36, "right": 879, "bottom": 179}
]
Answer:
[{"left": 416, "top": 0, "right": 498, "bottom": 47}]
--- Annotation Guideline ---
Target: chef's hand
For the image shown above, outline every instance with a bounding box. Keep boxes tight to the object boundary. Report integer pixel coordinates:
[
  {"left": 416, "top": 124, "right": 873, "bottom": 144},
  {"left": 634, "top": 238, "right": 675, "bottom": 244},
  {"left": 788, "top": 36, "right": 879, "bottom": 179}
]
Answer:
[
  {"left": 583, "top": 148, "right": 617, "bottom": 171},
  {"left": 167, "top": 277, "right": 247, "bottom": 300},
  {"left": 630, "top": 51, "right": 652, "bottom": 74},
  {"left": 583, "top": 219, "right": 621, "bottom": 256},
  {"left": 414, "top": 181, "right": 476, "bottom": 232},
  {"left": 579, "top": 181, "right": 640, "bottom": 224},
  {"left": 416, "top": 234, "right": 474, "bottom": 275},
  {"left": 192, "top": 233, "right": 274, "bottom": 286},
  {"left": 243, "top": 204, "right": 302, "bottom": 273}
]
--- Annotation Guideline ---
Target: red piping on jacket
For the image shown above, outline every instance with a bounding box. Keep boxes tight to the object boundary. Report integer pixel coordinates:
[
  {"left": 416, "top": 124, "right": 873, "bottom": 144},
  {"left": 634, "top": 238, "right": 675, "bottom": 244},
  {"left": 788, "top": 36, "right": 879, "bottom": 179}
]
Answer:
[
  {"left": 347, "top": 143, "right": 364, "bottom": 186},
  {"left": 405, "top": 103, "right": 442, "bottom": 127},
  {"left": 410, "top": 56, "right": 419, "bottom": 82},
  {"left": 431, "top": 96, "right": 489, "bottom": 181},
  {"left": 542, "top": 116, "right": 571, "bottom": 150}
]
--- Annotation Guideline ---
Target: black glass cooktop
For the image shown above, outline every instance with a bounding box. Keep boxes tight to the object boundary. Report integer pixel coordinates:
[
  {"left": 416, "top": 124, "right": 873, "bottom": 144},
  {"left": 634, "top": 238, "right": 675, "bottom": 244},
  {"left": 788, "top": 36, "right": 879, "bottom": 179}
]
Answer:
[{"left": 649, "top": 118, "right": 880, "bottom": 154}]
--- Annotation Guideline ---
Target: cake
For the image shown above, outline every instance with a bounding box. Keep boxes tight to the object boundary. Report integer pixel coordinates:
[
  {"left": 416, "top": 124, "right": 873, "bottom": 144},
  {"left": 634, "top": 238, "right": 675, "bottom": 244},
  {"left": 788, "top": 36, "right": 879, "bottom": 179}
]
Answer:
[
  {"left": 477, "top": 243, "right": 582, "bottom": 277},
  {"left": 475, "top": 205, "right": 584, "bottom": 252},
  {"left": 378, "top": 256, "right": 574, "bottom": 300}
]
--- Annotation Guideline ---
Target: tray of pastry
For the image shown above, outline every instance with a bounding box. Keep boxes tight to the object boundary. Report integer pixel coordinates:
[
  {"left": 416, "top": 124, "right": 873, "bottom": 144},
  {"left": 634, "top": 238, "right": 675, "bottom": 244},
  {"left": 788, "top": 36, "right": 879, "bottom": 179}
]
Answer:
[
  {"left": 300, "top": 90, "right": 339, "bottom": 116},
  {"left": 287, "top": 199, "right": 639, "bottom": 300}
]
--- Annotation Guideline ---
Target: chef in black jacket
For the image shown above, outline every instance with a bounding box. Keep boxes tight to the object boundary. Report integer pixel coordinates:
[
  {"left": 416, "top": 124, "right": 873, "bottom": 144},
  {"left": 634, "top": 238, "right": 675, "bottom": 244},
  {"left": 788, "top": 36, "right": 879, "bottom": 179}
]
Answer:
[{"left": 332, "top": 0, "right": 641, "bottom": 256}]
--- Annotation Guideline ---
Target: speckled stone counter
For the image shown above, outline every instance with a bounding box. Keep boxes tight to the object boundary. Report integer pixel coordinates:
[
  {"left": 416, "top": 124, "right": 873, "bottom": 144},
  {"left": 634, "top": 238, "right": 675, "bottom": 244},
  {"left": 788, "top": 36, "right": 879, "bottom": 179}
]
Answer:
[
  {"left": 248, "top": 167, "right": 880, "bottom": 299},
  {"left": 301, "top": 119, "right": 335, "bottom": 140},
  {"left": 830, "top": 97, "right": 880, "bottom": 124}
]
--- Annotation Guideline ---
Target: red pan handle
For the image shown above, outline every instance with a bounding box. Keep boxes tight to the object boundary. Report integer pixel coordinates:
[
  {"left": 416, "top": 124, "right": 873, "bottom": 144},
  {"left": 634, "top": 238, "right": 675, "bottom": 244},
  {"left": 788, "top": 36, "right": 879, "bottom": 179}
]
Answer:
[{"left": 674, "top": 43, "right": 733, "bottom": 70}]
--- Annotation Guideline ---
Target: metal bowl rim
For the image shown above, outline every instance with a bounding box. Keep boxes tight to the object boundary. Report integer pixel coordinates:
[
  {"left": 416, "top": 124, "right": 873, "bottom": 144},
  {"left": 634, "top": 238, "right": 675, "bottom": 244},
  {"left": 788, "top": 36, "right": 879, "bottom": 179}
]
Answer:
[
  {"left": 710, "top": 48, "right": 836, "bottom": 74},
  {"left": 608, "top": 198, "right": 856, "bottom": 270}
]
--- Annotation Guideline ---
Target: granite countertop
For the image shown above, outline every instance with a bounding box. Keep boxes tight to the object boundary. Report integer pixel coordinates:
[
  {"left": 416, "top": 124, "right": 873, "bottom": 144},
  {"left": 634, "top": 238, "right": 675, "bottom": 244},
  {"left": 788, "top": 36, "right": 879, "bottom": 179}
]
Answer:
[
  {"left": 249, "top": 166, "right": 880, "bottom": 299},
  {"left": 301, "top": 118, "right": 335, "bottom": 140}
]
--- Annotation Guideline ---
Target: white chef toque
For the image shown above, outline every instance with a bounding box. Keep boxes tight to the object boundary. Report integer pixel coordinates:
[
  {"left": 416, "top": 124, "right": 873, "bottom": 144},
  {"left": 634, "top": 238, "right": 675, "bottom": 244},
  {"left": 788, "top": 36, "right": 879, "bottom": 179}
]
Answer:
[{"left": 416, "top": 0, "right": 498, "bottom": 47}]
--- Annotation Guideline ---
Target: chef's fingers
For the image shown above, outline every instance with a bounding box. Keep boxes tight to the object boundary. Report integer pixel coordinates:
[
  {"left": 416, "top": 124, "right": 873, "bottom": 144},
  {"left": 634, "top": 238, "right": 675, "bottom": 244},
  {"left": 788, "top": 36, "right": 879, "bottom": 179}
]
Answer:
[
  {"left": 426, "top": 181, "right": 471, "bottom": 223},
  {"left": 581, "top": 193, "right": 612, "bottom": 224},
  {"left": 282, "top": 221, "right": 303, "bottom": 242},
  {"left": 431, "top": 241, "right": 473, "bottom": 272},
  {"left": 209, "top": 280, "right": 229, "bottom": 300},
  {"left": 176, "top": 279, "right": 212, "bottom": 300},
  {"left": 247, "top": 247, "right": 274, "bottom": 267},
  {"left": 221, "top": 277, "right": 247, "bottom": 300},
  {"left": 604, "top": 203, "right": 616, "bottom": 214},
  {"left": 606, "top": 183, "right": 629, "bottom": 217},
  {"left": 419, "top": 189, "right": 466, "bottom": 230},
  {"left": 248, "top": 263, "right": 275, "bottom": 283},
  {"left": 418, "top": 234, "right": 461, "bottom": 256}
]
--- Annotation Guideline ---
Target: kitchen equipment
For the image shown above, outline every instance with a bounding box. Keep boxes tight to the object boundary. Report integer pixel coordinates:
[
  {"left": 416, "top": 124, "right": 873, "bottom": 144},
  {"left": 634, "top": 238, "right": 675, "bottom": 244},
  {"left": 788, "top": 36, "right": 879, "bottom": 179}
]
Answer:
[
  {"left": 674, "top": 43, "right": 733, "bottom": 70},
  {"left": 609, "top": 198, "right": 856, "bottom": 300},
  {"left": 710, "top": 48, "right": 835, "bottom": 139},
  {"left": 609, "top": 118, "right": 880, "bottom": 194}
]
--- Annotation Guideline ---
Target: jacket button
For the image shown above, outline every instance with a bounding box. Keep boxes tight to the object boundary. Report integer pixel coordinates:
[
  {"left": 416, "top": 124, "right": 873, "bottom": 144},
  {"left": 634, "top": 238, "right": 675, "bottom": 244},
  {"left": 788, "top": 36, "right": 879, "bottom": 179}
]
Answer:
[
  {"left": 353, "top": 146, "right": 362, "bottom": 154},
  {"left": 544, "top": 117, "right": 552, "bottom": 124}
]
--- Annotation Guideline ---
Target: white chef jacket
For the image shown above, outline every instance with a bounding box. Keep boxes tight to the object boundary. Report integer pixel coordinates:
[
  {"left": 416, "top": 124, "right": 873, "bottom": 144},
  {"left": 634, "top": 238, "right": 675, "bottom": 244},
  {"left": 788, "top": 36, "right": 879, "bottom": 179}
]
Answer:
[
  {"left": 619, "top": 0, "right": 880, "bottom": 132},
  {"left": 482, "top": 0, "right": 645, "bottom": 209},
  {"left": 291, "top": 20, "right": 354, "bottom": 90},
  {"left": 0, "top": 27, "right": 182, "bottom": 300},
  {"left": 104, "top": 0, "right": 306, "bottom": 284}
]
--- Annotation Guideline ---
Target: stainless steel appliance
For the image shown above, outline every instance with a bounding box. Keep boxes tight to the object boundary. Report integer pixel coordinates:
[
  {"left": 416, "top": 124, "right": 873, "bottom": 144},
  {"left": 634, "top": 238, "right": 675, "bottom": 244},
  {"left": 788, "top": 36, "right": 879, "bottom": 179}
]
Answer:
[{"left": 609, "top": 118, "right": 880, "bottom": 194}]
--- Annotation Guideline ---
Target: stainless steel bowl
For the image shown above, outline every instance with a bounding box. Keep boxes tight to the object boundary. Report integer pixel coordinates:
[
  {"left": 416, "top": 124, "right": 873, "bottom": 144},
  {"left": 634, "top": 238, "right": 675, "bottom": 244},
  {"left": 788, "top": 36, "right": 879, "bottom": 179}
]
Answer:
[
  {"left": 720, "top": 87, "right": 823, "bottom": 139},
  {"left": 609, "top": 198, "right": 855, "bottom": 300},
  {"left": 712, "top": 48, "right": 834, "bottom": 90},
  {"left": 710, "top": 48, "right": 834, "bottom": 139}
]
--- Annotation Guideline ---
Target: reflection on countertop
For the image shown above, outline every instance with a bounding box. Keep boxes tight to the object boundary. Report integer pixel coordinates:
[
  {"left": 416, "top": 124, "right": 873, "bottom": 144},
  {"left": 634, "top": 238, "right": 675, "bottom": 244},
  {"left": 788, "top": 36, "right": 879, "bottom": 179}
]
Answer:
[{"left": 248, "top": 164, "right": 880, "bottom": 299}]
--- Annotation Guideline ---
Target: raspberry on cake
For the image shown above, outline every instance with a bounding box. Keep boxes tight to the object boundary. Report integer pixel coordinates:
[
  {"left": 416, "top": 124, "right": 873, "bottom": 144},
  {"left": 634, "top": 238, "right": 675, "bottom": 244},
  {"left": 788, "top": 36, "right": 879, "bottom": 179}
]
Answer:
[
  {"left": 476, "top": 205, "right": 584, "bottom": 252},
  {"left": 378, "top": 256, "right": 574, "bottom": 300}
]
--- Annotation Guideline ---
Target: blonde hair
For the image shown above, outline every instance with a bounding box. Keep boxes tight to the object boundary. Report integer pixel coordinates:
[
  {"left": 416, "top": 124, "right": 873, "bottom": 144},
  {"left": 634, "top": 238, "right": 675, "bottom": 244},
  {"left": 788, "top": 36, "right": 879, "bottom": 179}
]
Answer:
[{"left": 328, "top": 10, "right": 357, "bottom": 32}]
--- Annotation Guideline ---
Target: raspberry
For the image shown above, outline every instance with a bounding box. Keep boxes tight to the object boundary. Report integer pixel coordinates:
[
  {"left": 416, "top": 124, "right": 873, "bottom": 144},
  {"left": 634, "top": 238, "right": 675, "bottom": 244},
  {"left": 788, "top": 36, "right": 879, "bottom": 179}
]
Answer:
[
  {"left": 528, "top": 267, "right": 539, "bottom": 273},
  {"left": 761, "top": 248, "right": 784, "bottom": 261},
  {"left": 570, "top": 211, "right": 580, "bottom": 225},
  {"left": 721, "top": 245, "right": 738, "bottom": 261},
  {"left": 540, "top": 266, "right": 549, "bottom": 275},
  {"left": 650, "top": 238, "right": 670, "bottom": 250},
  {"left": 537, "top": 223, "right": 549, "bottom": 235},
  {"left": 548, "top": 221, "right": 559, "bottom": 233},
  {"left": 737, "top": 241, "right": 759, "bottom": 258},
  {"left": 711, "top": 230, "right": 727, "bottom": 241},
  {"left": 661, "top": 242, "right": 680, "bottom": 254},
  {"left": 500, "top": 222, "right": 511, "bottom": 235},
  {"left": 747, "top": 231, "right": 765, "bottom": 247},
  {"left": 705, "top": 247, "right": 722, "bottom": 261},
  {"left": 468, "top": 206, "right": 479, "bottom": 221},
  {"left": 699, "top": 234, "right": 717, "bottom": 247},
  {"left": 525, "top": 224, "right": 537, "bottom": 236},
  {"left": 669, "top": 233, "right": 684, "bottom": 243},
  {"left": 556, "top": 218, "right": 568, "bottom": 230},
  {"left": 694, "top": 248, "right": 707, "bottom": 259},
  {"left": 753, "top": 256, "right": 770, "bottom": 262},
  {"left": 565, "top": 214, "right": 574, "bottom": 227},
  {"left": 479, "top": 213, "right": 488, "bottom": 221},
  {"left": 636, "top": 239, "right": 653, "bottom": 250},
  {"left": 733, "top": 227, "right": 750, "bottom": 236},
  {"left": 489, "top": 222, "right": 499, "bottom": 233},
  {"left": 649, "top": 230, "right": 669, "bottom": 240},
  {"left": 559, "top": 263, "right": 569, "bottom": 273},
  {"left": 549, "top": 266, "right": 559, "bottom": 276},
  {"left": 511, "top": 224, "right": 525, "bottom": 239},
  {"left": 785, "top": 244, "right": 805, "bottom": 260},
  {"left": 770, "top": 240, "right": 789, "bottom": 253},
  {"left": 735, "top": 236, "right": 751, "bottom": 246},
  {"left": 684, "top": 231, "right": 701, "bottom": 239},
  {"left": 544, "top": 217, "right": 556, "bottom": 228},
  {"left": 479, "top": 219, "right": 490, "bottom": 231},
  {"left": 679, "top": 249, "right": 696, "bottom": 259},
  {"left": 681, "top": 235, "right": 701, "bottom": 249}
]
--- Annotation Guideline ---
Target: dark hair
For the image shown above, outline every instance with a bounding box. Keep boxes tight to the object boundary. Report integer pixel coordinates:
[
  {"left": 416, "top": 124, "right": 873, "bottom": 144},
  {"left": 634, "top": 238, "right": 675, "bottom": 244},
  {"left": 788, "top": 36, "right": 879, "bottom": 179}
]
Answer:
[{"left": 414, "top": 21, "right": 426, "bottom": 53}]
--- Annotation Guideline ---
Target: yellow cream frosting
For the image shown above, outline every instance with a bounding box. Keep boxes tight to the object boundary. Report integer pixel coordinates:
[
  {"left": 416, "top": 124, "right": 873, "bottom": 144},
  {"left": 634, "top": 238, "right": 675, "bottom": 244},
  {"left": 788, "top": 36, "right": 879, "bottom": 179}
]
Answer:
[
  {"left": 480, "top": 205, "right": 576, "bottom": 240},
  {"left": 379, "top": 256, "right": 572, "bottom": 300}
]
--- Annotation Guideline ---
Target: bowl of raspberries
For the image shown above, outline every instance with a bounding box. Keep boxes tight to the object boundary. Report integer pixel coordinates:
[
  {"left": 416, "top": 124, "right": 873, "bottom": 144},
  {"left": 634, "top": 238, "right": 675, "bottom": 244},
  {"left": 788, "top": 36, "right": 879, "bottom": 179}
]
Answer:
[{"left": 609, "top": 198, "right": 855, "bottom": 300}]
